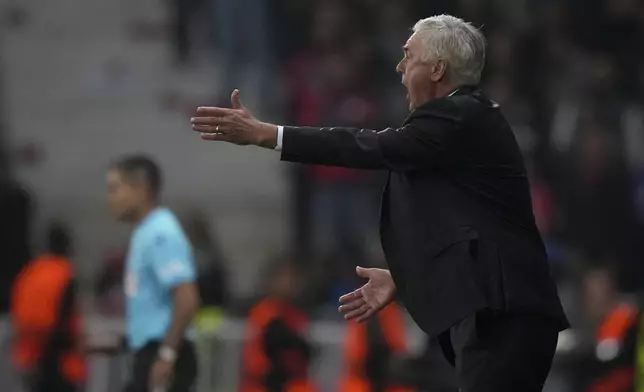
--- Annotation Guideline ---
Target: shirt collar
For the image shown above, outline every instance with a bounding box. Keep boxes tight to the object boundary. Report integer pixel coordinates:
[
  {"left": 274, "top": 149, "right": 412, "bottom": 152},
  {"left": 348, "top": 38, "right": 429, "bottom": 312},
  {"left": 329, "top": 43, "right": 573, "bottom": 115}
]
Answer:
[{"left": 447, "top": 85, "right": 480, "bottom": 97}]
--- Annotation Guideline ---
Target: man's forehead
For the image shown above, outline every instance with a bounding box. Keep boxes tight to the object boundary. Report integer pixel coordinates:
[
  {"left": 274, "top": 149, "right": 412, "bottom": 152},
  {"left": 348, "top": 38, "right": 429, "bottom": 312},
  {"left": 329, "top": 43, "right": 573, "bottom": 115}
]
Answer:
[
  {"left": 404, "top": 32, "right": 421, "bottom": 51},
  {"left": 106, "top": 169, "right": 135, "bottom": 185},
  {"left": 107, "top": 170, "right": 121, "bottom": 181}
]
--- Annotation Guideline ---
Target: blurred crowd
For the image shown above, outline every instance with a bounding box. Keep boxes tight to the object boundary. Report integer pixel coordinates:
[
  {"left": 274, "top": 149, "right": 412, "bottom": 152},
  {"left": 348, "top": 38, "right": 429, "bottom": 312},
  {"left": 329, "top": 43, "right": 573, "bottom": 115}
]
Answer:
[{"left": 2, "top": 0, "right": 644, "bottom": 391}]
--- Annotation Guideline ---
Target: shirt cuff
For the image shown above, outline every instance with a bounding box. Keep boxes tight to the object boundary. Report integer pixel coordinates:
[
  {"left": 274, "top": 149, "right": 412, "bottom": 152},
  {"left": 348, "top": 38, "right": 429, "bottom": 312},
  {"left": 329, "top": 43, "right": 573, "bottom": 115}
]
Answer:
[{"left": 275, "top": 125, "right": 284, "bottom": 152}]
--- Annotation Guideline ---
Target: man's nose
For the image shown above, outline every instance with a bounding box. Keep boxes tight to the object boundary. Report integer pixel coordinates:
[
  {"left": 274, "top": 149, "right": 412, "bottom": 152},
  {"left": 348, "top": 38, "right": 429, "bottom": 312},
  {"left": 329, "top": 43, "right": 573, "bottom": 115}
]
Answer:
[{"left": 396, "top": 60, "right": 404, "bottom": 74}]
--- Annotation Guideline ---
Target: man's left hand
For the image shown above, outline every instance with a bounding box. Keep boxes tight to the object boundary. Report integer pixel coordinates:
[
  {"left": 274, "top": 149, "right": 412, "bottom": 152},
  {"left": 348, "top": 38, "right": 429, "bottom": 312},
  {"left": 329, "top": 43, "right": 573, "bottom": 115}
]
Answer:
[
  {"left": 338, "top": 267, "right": 396, "bottom": 322},
  {"left": 149, "top": 358, "right": 174, "bottom": 392},
  {"left": 191, "top": 89, "right": 277, "bottom": 148}
]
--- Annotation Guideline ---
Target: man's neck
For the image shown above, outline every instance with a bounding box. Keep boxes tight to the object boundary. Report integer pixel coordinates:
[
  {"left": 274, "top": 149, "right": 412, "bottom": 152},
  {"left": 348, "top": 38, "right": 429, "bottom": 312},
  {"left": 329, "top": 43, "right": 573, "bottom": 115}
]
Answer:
[
  {"left": 415, "top": 83, "right": 459, "bottom": 109},
  {"left": 134, "top": 203, "right": 157, "bottom": 224},
  {"left": 595, "top": 300, "right": 619, "bottom": 323}
]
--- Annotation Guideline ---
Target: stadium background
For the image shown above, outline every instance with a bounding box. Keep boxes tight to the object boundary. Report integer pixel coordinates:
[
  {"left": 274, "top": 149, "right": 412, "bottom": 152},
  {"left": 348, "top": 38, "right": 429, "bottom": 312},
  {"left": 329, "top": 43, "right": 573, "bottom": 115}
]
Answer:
[{"left": 1, "top": 0, "right": 643, "bottom": 391}]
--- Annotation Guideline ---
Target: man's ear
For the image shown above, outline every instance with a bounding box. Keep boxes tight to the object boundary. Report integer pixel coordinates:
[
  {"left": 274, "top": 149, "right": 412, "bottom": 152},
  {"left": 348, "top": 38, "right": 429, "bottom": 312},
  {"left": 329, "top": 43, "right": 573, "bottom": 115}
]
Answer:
[{"left": 430, "top": 59, "right": 447, "bottom": 82}]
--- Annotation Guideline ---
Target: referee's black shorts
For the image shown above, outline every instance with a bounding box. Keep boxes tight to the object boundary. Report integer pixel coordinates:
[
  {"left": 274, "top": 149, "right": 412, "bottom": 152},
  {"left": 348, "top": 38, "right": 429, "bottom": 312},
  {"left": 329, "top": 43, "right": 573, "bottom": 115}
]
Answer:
[{"left": 124, "top": 340, "right": 197, "bottom": 392}]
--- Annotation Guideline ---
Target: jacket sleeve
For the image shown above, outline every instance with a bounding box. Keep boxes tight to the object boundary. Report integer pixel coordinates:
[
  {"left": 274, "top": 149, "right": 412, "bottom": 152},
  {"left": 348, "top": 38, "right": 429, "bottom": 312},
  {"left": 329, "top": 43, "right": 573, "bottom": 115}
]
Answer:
[{"left": 280, "top": 113, "right": 460, "bottom": 171}]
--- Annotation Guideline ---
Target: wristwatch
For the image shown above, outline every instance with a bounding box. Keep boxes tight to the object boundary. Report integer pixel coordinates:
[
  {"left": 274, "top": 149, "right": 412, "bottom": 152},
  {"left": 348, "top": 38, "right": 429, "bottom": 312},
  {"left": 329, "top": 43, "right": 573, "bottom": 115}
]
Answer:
[{"left": 158, "top": 345, "right": 177, "bottom": 363}]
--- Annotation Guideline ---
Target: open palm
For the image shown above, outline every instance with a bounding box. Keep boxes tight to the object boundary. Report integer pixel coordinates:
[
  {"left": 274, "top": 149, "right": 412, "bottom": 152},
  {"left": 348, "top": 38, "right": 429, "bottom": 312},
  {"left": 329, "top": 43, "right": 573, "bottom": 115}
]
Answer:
[{"left": 338, "top": 267, "right": 396, "bottom": 322}]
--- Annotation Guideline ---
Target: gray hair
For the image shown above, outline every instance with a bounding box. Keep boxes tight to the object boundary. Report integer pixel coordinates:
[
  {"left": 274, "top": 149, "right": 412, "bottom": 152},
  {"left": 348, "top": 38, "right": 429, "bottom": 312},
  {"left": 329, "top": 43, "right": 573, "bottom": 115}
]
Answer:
[{"left": 412, "top": 15, "right": 487, "bottom": 86}]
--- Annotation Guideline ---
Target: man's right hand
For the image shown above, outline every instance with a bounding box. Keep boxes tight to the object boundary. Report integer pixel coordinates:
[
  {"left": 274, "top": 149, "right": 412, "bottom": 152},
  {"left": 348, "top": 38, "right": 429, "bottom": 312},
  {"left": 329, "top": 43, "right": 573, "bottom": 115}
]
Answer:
[
  {"left": 191, "top": 89, "right": 278, "bottom": 148},
  {"left": 338, "top": 267, "right": 396, "bottom": 322}
]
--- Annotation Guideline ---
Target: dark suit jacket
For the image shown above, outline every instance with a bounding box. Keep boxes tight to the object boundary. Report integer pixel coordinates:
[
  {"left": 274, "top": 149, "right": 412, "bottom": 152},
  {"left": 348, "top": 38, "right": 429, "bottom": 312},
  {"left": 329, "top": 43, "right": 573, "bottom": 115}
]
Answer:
[{"left": 280, "top": 86, "right": 569, "bottom": 337}]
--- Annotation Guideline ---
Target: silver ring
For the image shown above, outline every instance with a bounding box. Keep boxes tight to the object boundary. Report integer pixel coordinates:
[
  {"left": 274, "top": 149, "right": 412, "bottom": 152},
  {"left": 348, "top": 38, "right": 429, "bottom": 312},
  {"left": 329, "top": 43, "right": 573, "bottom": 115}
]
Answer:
[{"left": 215, "top": 125, "right": 220, "bottom": 132}]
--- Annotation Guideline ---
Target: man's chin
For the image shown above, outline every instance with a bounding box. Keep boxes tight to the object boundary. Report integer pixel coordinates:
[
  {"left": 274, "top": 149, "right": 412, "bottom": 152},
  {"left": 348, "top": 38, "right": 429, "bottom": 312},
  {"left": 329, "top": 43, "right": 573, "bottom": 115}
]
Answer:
[{"left": 111, "top": 210, "right": 134, "bottom": 222}]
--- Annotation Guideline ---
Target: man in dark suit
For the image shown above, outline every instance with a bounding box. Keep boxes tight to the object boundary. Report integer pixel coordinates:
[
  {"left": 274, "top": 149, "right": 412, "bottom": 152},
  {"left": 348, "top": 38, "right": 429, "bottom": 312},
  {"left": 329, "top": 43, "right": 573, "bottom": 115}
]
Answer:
[{"left": 191, "top": 14, "right": 569, "bottom": 392}]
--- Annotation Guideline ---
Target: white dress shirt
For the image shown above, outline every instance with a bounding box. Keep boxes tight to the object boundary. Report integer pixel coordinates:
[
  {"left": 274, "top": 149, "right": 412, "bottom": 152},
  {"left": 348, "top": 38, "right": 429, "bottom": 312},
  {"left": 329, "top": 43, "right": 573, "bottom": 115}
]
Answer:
[{"left": 274, "top": 125, "right": 284, "bottom": 151}]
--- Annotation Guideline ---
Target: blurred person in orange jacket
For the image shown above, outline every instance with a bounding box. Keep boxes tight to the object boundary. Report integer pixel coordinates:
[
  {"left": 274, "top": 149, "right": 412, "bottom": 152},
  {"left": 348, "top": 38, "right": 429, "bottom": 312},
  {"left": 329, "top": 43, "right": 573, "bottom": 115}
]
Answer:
[
  {"left": 340, "top": 299, "right": 412, "bottom": 392},
  {"left": 11, "top": 222, "right": 86, "bottom": 392},
  {"left": 578, "top": 263, "right": 638, "bottom": 392},
  {"left": 240, "top": 259, "right": 317, "bottom": 392}
]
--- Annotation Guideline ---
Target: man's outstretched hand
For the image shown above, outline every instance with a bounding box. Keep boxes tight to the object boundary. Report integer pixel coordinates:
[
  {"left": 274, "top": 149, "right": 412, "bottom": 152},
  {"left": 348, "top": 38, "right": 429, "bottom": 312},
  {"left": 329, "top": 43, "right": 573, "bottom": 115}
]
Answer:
[
  {"left": 190, "top": 89, "right": 278, "bottom": 148},
  {"left": 338, "top": 267, "right": 396, "bottom": 322}
]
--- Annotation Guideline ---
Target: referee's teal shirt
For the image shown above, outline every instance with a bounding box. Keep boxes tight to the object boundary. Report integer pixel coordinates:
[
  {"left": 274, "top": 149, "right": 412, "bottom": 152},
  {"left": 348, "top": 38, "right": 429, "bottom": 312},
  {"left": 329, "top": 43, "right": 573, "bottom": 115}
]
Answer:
[{"left": 124, "top": 207, "right": 196, "bottom": 350}]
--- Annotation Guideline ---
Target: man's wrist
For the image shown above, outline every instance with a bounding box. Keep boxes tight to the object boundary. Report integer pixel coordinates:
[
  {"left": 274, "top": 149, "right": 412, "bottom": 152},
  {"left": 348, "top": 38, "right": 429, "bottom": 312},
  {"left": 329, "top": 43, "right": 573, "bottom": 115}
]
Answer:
[
  {"left": 255, "top": 122, "right": 278, "bottom": 149},
  {"left": 158, "top": 345, "right": 177, "bottom": 363}
]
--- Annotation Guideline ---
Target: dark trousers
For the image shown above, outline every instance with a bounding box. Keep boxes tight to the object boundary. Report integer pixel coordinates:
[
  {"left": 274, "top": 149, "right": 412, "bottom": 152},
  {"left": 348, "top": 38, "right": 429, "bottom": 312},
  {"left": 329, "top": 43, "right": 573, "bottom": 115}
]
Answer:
[
  {"left": 26, "top": 350, "right": 79, "bottom": 392},
  {"left": 25, "top": 374, "right": 77, "bottom": 392},
  {"left": 124, "top": 340, "right": 197, "bottom": 392},
  {"left": 437, "top": 310, "right": 559, "bottom": 392}
]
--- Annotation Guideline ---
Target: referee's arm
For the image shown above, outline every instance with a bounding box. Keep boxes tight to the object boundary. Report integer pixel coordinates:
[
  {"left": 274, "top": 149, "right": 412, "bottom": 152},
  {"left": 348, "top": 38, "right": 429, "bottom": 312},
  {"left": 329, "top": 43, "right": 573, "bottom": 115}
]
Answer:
[
  {"left": 163, "top": 282, "right": 200, "bottom": 350},
  {"left": 152, "top": 235, "right": 200, "bottom": 351}
]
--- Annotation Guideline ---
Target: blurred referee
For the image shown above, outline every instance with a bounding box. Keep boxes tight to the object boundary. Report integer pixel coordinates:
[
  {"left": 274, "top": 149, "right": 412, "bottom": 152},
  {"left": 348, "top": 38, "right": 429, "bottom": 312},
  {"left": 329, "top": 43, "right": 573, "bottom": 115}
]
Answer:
[{"left": 107, "top": 155, "right": 200, "bottom": 392}]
